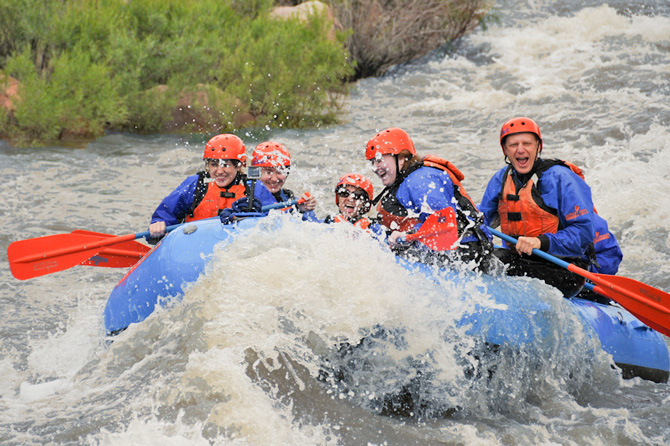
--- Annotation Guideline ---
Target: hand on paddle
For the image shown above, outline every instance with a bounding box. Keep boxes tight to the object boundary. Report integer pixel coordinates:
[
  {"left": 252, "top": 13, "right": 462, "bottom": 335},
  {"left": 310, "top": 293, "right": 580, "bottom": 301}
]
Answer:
[
  {"left": 388, "top": 231, "right": 407, "bottom": 248},
  {"left": 231, "top": 197, "right": 263, "bottom": 213},
  {"left": 515, "top": 236, "right": 541, "bottom": 255},
  {"left": 297, "top": 192, "right": 315, "bottom": 213},
  {"left": 149, "top": 221, "right": 166, "bottom": 239}
]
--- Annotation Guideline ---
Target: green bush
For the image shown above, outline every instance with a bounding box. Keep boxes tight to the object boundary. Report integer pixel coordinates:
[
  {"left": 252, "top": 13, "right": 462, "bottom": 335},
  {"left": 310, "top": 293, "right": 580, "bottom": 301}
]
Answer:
[
  {"left": 4, "top": 48, "right": 62, "bottom": 145},
  {"left": 4, "top": 44, "right": 127, "bottom": 144},
  {"left": 50, "top": 47, "right": 128, "bottom": 135},
  {"left": 0, "top": 0, "right": 352, "bottom": 146},
  {"left": 0, "top": 101, "right": 8, "bottom": 137},
  {"left": 124, "top": 85, "right": 176, "bottom": 134},
  {"left": 222, "top": 9, "right": 349, "bottom": 128}
]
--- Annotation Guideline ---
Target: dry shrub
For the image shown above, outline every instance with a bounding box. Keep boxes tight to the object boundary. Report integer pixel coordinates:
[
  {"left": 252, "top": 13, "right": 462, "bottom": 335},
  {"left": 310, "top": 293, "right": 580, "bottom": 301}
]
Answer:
[{"left": 330, "top": 0, "right": 494, "bottom": 79}]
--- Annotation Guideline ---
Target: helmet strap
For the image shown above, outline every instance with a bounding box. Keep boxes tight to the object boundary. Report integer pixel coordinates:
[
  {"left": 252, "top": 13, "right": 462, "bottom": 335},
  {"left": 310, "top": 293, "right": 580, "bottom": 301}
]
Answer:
[{"left": 394, "top": 155, "right": 403, "bottom": 184}]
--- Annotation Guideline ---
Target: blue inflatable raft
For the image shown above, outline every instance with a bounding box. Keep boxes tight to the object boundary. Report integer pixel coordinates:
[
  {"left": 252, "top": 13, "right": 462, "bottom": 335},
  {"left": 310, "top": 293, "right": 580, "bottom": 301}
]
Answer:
[{"left": 103, "top": 217, "right": 670, "bottom": 383}]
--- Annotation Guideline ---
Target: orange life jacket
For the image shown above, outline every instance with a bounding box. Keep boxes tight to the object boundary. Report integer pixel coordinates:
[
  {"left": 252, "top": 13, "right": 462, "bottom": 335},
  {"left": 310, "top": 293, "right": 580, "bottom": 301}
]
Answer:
[
  {"left": 186, "top": 173, "right": 248, "bottom": 222},
  {"left": 376, "top": 155, "right": 481, "bottom": 234},
  {"left": 498, "top": 159, "right": 587, "bottom": 238}
]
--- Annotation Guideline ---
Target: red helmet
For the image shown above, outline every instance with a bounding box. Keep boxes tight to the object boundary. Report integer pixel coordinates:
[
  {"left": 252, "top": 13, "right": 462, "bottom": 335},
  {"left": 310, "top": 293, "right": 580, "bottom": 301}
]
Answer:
[
  {"left": 500, "top": 117, "right": 543, "bottom": 152},
  {"left": 335, "top": 173, "right": 374, "bottom": 205},
  {"left": 365, "top": 127, "right": 416, "bottom": 160},
  {"left": 251, "top": 141, "right": 292, "bottom": 168},
  {"left": 203, "top": 134, "right": 247, "bottom": 164}
]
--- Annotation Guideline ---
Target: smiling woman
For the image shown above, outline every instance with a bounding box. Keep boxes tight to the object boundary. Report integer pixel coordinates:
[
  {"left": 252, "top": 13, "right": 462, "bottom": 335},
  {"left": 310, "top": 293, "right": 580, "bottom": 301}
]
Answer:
[
  {"left": 325, "top": 173, "right": 378, "bottom": 230},
  {"left": 250, "top": 141, "right": 319, "bottom": 220},
  {"left": 147, "top": 134, "right": 276, "bottom": 241},
  {"left": 365, "top": 127, "right": 495, "bottom": 269}
]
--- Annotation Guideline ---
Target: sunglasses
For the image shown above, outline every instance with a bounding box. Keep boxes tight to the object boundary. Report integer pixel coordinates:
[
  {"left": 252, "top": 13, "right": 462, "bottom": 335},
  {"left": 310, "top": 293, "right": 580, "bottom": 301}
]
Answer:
[
  {"left": 206, "top": 159, "right": 237, "bottom": 169},
  {"left": 337, "top": 189, "right": 368, "bottom": 200}
]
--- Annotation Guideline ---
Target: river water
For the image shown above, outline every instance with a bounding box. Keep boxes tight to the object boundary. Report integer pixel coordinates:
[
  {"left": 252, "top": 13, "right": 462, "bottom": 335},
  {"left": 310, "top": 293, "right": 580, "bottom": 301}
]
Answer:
[{"left": 2, "top": 0, "right": 670, "bottom": 444}]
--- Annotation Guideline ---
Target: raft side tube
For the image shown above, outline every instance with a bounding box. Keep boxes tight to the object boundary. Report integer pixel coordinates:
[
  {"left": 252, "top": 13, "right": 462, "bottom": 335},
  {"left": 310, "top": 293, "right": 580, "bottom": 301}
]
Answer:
[{"left": 103, "top": 219, "right": 243, "bottom": 334}]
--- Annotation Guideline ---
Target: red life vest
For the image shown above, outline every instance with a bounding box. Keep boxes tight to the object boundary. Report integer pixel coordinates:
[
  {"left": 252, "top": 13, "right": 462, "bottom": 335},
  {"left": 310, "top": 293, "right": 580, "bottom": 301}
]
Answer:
[
  {"left": 186, "top": 177, "right": 247, "bottom": 222},
  {"left": 497, "top": 159, "right": 587, "bottom": 238},
  {"left": 376, "top": 155, "right": 480, "bottom": 233},
  {"left": 376, "top": 205, "right": 420, "bottom": 232}
]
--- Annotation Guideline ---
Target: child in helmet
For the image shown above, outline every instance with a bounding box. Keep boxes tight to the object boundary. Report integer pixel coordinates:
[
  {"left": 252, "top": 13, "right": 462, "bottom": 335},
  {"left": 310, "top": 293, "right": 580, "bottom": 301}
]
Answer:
[
  {"left": 324, "top": 173, "right": 385, "bottom": 238},
  {"left": 324, "top": 174, "right": 373, "bottom": 224},
  {"left": 250, "top": 141, "right": 318, "bottom": 221},
  {"left": 148, "top": 134, "right": 276, "bottom": 240}
]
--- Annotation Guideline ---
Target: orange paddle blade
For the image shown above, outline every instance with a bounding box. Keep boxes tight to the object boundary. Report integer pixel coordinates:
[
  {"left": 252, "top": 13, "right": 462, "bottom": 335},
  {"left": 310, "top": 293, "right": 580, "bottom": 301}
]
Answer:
[
  {"left": 405, "top": 207, "right": 459, "bottom": 251},
  {"left": 8, "top": 231, "right": 138, "bottom": 280},
  {"left": 8, "top": 233, "right": 110, "bottom": 280},
  {"left": 72, "top": 230, "right": 150, "bottom": 268},
  {"left": 589, "top": 274, "right": 670, "bottom": 337}
]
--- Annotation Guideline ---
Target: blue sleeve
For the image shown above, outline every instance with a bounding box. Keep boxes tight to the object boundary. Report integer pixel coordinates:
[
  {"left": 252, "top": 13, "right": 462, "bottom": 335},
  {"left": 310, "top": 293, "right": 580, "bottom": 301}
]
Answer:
[
  {"left": 396, "top": 167, "right": 457, "bottom": 225},
  {"left": 539, "top": 167, "right": 596, "bottom": 257},
  {"left": 592, "top": 214, "right": 623, "bottom": 275},
  {"left": 301, "top": 210, "right": 321, "bottom": 222},
  {"left": 278, "top": 189, "right": 290, "bottom": 203},
  {"left": 150, "top": 175, "right": 199, "bottom": 226},
  {"left": 479, "top": 167, "right": 507, "bottom": 227}
]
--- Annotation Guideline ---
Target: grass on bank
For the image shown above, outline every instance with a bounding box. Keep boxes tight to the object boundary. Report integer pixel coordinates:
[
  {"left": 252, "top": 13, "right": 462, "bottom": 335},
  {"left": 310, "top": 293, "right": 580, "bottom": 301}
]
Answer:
[{"left": 0, "top": 0, "right": 352, "bottom": 146}]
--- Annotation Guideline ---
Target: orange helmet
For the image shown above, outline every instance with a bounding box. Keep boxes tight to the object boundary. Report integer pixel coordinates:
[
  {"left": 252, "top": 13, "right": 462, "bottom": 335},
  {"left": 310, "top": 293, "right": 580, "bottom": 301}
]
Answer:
[
  {"left": 335, "top": 173, "right": 374, "bottom": 205},
  {"left": 500, "top": 117, "right": 543, "bottom": 152},
  {"left": 251, "top": 141, "right": 292, "bottom": 168},
  {"left": 203, "top": 134, "right": 247, "bottom": 164},
  {"left": 365, "top": 127, "right": 416, "bottom": 160}
]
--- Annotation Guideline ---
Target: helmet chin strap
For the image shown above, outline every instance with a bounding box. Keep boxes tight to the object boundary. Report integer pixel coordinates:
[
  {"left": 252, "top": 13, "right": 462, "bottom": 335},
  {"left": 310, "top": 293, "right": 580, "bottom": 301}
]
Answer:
[{"left": 370, "top": 154, "right": 404, "bottom": 206}]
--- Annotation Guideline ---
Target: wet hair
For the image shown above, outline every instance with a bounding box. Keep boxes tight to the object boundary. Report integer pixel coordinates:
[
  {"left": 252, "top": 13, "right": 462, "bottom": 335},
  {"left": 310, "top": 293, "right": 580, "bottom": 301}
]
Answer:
[{"left": 400, "top": 153, "right": 422, "bottom": 173}]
